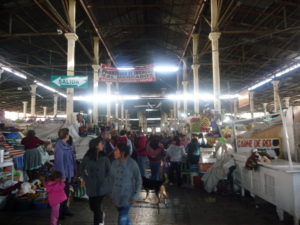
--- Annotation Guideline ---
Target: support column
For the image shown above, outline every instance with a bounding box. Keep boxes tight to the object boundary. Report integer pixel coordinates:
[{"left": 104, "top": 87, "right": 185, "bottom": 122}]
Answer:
[
  {"left": 173, "top": 101, "right": 177, "bottom": 120},
  {"left": 176, "top": 90, "right": 181, "bottom": 119},
  {"left": 233, "top": 98, "right": 238, "bottom": 119},
  {"left": 192, "top": 33, "right": 200, "bottom": 114},
  {"left": 182, "top": 81, "right": 188, "bottom": 114},
  {"left": 182, "top": 57, "right": 188, "bottom": 115},
  {"left": 92, "top": 36, "right": 100, "bottom": 126},
  {"left": 125, "top": 109, "right": 129, "bottom": 129},
  {"left": 53, "top": 94, "right": 58, "bottom": 117},
  {"left": 272, "top": 80, "right": 280, "bottom": 112},
  {"left": 115, "top": 82, "right": 119, "bottom": 119},
  {"left": 22, "top": 101, "right": 28, "bottom": 119},
  {"left": 209, "top": 32, "right": 221, "bottom": 112},
  {"left": 263, "top": 103, "right": 268, "bottom": 116},
  {"left": 249, "top": 91, "right": 254, "bottom": 119},
  {"left": 283, "top": 97, "right": 291, "bottom": 109},
  {"left": 43, "top": 106, "right": 47, "bottom": 118},
  {"left": 92, "top": 65, "right": 100, "bottom": 125},
  {"left": 106, "top": 82, "right": 112, "bottom": 124},
  {"left": 209, "top": 0, "right": 222, "bottom": 112},
  {"left": 121, "top": 101, "right": 124, "bottom": 127},
  {"left": 30, "top": 84, "right": 37, "bottom": 117},
  {"left": 65, "top": 0, "right": 77, "bottom": 124},
  {"left": 192, "top": 64, "right": 200, "bottom": 114}
]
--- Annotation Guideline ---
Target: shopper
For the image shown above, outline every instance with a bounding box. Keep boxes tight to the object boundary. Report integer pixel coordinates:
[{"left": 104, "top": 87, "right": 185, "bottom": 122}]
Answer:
[
  {"left": 103, "top": 134, "right": 115, "bottom": 162},
  {"left": 147, "top": 137, "right": 164, "bottom": 180},
  {"left": 54, "top": 128, "right": 76, "bottom": 219},
  {"left": 136, "top": 131, "right": 148, "bottom": 177},
  {"left": 186, "top": 136, "right": 201, "bottom": 167},
  {"left": 166, "top": 136, "right": 186, "bottom": 186},
  {"left": 21, "top": 130, "right": 45, "bottom": 181},
  {"left": 110, "top": 143, "right": 142, "bottom": 225},
  {"left": 80, "top": 137, "right": 111, "bottom": 225},
  {"left": 45, "top": 171, "right": 67, "bottom": 225},
  {"left": 117, "top": 130, "right": 133, "bottom": 155}
]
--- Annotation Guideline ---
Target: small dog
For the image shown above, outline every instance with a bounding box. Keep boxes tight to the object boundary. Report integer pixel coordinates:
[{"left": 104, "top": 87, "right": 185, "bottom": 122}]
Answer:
[{"left": 142, "top": 176, "right": 168, "bottom": 204}]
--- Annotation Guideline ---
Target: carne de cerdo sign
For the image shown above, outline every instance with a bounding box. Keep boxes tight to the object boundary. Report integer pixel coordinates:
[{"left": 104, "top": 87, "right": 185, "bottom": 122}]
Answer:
[{"left": 237, "top": 138, "right": 281, "bottom": 157}]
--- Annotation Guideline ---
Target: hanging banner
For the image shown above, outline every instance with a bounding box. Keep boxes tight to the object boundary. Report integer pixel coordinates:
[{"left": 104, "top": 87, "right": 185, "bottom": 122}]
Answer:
[
  {"left": 238, "top": 90, "right": 249, "bottom": 108},
  {"left": 99, "top": 64, "right": 156, "bottom": 83}
]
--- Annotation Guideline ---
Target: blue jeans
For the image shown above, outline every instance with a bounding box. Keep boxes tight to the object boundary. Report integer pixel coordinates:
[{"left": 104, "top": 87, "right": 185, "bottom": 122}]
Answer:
[
  {"left": 137, "top": 156, "right": 148, "bottom": 177},
  {"left": 150, "top": 161, "right": 161, "bottom": 180},
  {"left": 118, "top": 204, "right": 132, "bottom": 225}
]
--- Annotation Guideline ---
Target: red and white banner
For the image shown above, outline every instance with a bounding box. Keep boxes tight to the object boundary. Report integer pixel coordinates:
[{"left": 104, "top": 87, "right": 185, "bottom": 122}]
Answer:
[{"left": 99, "top": 64, "right": 156, "bottom": 83}]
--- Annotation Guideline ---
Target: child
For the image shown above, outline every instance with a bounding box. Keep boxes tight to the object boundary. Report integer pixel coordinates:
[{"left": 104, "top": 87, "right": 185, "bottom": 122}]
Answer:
[{"left": 45, "top": 171, "right": 67, "bottom": 225}]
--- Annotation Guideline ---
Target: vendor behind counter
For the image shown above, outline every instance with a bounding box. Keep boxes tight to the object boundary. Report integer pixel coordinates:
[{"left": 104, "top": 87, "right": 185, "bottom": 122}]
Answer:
[{"left": 21, "top": 130, "right": 47, "bottom": 181}]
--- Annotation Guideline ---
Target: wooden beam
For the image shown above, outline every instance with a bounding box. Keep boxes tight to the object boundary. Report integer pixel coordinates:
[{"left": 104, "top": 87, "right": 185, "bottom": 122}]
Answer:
[
  {"left": 87, "top": 3, "right": 202, "bottom": 9},
  {"left": 0, "top": 32, "right": 62, "bottom": 38},
  {"left": 99, "top": 23, "right": 194, "bottom": 28}
]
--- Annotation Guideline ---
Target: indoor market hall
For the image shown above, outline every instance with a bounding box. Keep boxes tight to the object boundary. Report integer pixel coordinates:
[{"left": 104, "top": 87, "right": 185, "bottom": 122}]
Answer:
[{"left": 0, "top": 0, "right": 299, "bottom": 225}]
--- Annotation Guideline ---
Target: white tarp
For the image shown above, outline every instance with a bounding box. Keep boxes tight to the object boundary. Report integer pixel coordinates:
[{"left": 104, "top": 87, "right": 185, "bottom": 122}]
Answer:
[
  {"left": 28, "top": 121, "right": 93, "bottom": 160},
  {"left": 202, "top": 142, "right": 235, "bottom": 193}
]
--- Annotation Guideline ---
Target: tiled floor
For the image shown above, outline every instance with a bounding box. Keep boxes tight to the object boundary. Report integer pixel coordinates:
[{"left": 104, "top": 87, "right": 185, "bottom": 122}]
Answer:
[{"left": 0, "top": 186, "right": 294, "bottom": 225}]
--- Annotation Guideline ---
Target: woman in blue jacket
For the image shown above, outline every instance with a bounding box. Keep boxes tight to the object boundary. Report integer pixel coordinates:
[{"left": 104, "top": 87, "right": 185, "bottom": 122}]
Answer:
[
  {"left": 110, "top": 143, "right": 142, "bottom": 225},
  {"left": 54, "top": 128, "right": 76, "bottom": 219},
  {"left": 80, "top": 137, "right": 111, "bottom": 225}
]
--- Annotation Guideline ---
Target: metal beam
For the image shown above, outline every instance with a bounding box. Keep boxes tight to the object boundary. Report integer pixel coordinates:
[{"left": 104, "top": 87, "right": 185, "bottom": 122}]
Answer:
[
  {"left": 87, "top": 3, "right": 202, "bottom": 9},
  {"left": 179, "top": 0, "right": 206, "bottom": 64},
  {"left": 80, "top": 0, "right": 116, "bottom": 65},
  {"left": 0, "top": 32, "right": 62, "bottom": 38},
  {"left": 99, "top": 23, "right": 194, "bottom": 28}
]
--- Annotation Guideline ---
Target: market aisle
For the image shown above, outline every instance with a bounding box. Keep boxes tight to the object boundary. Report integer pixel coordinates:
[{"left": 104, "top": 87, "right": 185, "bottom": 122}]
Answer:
[{"left": 0, "top": 187, "right": 293, "bottom": 225}]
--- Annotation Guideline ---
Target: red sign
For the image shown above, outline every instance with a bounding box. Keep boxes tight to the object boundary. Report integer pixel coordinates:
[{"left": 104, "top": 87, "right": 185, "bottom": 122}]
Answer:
[
  {"left": 99, "top": 64, "right": 156, "bottom": 83},
  {"left": 237, "top": 138, "right": 280, "bottom": 157}
]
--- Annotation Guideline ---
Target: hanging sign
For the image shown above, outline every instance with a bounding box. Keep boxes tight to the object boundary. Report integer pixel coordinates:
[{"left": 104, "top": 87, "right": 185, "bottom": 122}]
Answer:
[
  {"left": 237, "top": 138, "right": 281, "bottom": 157},
  {"left": 238, "top": 90, "right": 249, "bottom": 108},
  {"left": 51, "top": 76, "right": 88, "bottom": 88},
  {"left": 99, "top": 64, "right": 156, "bottom": 83}
]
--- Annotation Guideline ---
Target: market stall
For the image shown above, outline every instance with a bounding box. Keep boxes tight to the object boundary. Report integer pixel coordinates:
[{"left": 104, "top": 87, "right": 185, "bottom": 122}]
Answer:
[{"left": 231, "top": 106, "right": 300, "bottom": 225}]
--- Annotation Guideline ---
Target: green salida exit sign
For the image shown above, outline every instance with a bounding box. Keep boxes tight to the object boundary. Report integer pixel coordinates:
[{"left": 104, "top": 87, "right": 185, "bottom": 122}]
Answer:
[{"left": 51, "top": 75, "right": 88, "bottom": 88}]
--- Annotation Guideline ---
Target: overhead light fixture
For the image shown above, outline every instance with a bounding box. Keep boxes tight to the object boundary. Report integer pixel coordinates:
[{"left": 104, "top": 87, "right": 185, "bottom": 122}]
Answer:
[
  {"left": 35, "top": 80, "right": 66, "bottom": 98},
  {"left": 154, "top": 66, "right": 179, "bottom": 72},
  {"left": 275, "top": 63, "right": 300, "bottom": 78},
  {"left": 248, "top": 78, "right": 273, "bottom": 91},
  {"left": 1, "top": 66, "right": 27, "bottom": 79},
  {"left": 117, "top": 67, "right": 134, "bottom": 71},
  {"left": 247, "top": 63, "right": 300, "bottom": 91}
]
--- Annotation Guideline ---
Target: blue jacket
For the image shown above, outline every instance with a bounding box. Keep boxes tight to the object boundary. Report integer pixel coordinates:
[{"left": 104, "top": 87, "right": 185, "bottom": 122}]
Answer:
[
  {"left": 109, "top": 156, "right": 142, "bottom": 207},
  {"left": 80, "top": 155, "right": 111, "bottom": 197},
  {"left": 54, "top": 140, "right": 75, "bottom": 181}
]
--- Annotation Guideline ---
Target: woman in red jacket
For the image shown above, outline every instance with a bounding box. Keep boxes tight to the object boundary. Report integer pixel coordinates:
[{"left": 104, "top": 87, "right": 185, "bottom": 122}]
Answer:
[
  {"left": 137, "top": 131, "right": 148, "bottom": 177},
  {"left": 21, "top": 130, "right": 45, "bottom": 181}
]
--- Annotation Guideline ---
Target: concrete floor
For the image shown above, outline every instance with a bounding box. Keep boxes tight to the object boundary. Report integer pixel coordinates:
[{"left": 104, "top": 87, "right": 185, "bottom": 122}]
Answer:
[{"left": 0, "top": 186, "right": 293, "bottom": 225}]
